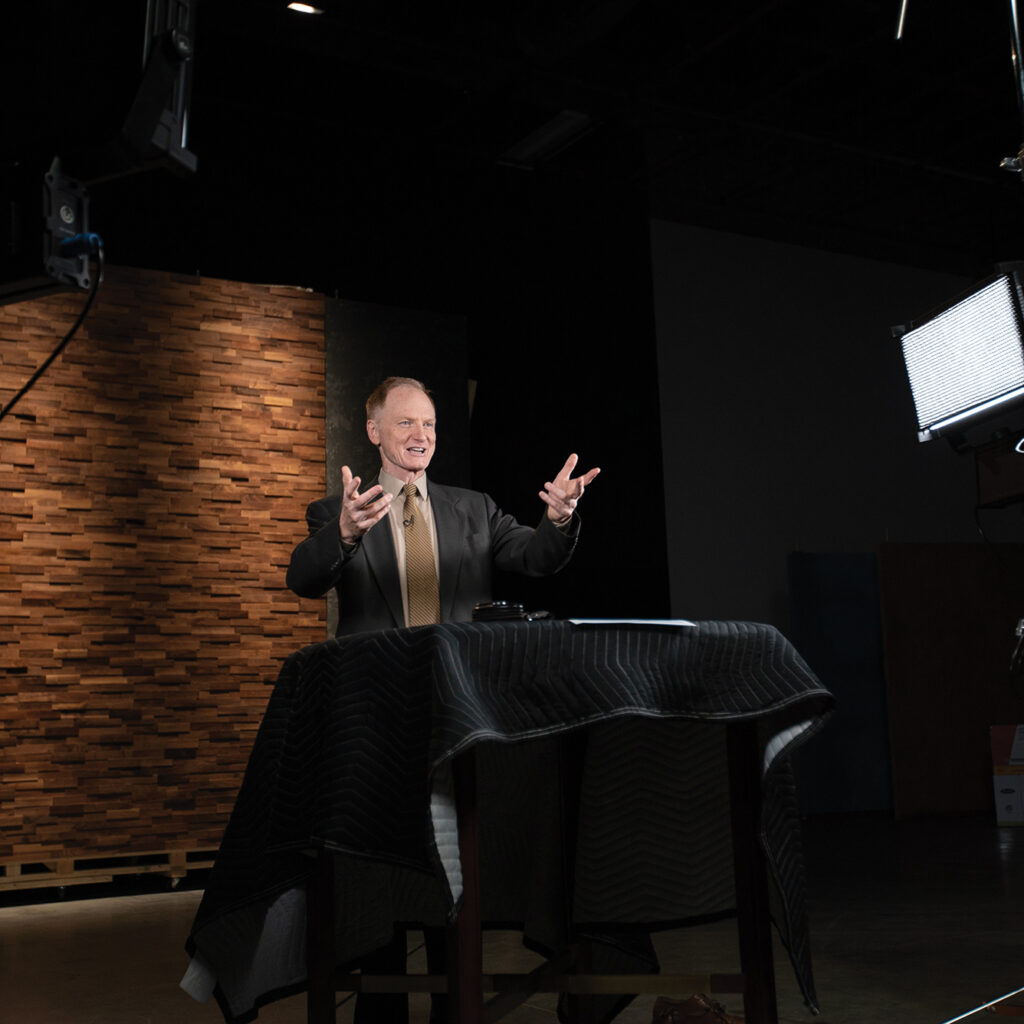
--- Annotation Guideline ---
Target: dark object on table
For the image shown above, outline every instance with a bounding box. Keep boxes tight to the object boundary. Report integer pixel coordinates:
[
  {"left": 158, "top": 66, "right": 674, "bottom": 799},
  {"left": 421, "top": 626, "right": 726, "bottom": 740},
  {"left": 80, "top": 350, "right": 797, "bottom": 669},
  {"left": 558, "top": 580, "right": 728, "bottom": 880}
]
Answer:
[{"left": 472, "top": 600, "right": 524, "bottom": 621}]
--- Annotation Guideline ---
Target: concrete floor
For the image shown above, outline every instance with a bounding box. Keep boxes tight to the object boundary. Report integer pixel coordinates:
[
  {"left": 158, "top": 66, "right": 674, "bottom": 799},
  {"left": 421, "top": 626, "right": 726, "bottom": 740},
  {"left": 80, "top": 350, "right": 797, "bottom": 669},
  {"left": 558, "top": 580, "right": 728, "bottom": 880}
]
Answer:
[{"left": 1, "top": 814, "right": 1022, "bottom": 1024}]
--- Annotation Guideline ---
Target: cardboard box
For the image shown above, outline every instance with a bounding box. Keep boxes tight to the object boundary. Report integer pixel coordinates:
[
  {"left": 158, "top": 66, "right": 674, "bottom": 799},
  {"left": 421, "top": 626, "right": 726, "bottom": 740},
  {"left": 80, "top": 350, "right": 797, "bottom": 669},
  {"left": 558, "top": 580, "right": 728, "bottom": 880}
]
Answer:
[{"left": 990, "top": 725, "right": 1024, "bottom": 826}]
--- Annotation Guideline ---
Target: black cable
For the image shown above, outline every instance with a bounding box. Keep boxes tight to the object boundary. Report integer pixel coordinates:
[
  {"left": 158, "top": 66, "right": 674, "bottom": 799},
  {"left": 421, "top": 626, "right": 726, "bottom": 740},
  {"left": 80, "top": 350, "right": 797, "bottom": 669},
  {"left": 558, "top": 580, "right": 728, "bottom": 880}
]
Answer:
[
  {"left": 974, "top": 503, "right": 991, "bottom": 543},
  {"left": 0, "top": 241, "right": 105, "bottom": 424}
]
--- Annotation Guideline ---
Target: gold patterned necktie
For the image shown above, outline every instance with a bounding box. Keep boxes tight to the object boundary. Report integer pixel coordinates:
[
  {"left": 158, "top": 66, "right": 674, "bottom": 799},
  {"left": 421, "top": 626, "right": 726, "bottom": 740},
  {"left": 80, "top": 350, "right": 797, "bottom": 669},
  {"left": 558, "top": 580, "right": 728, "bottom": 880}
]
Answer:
[{"left": 403, "top": 482, "right": 440, "bottom": 626}]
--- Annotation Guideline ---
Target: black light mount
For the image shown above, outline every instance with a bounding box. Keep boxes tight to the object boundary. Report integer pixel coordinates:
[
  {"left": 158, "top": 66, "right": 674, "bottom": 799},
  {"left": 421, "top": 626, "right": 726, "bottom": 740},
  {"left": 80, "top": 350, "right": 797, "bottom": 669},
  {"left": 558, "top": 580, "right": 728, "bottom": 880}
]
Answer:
[
  {"left": 898, "top": 0, "right": 1024, "bottom": 181},
  {"left": 0, "top": 157, "right": 93, "bottom": 307},
  {"left": 1002, "top": 0, "right": 1024, "bottom": 178},
  {"left": 119, "top": 2, "right": 197, "bottom": 176},
  {"left": 63, "top": 0, "right": 198, "bottom": 184}
]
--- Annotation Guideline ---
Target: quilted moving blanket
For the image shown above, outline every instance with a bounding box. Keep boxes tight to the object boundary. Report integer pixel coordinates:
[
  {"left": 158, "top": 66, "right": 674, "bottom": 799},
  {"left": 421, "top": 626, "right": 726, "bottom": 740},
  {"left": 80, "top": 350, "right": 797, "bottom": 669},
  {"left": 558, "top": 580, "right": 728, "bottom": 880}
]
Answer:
[{"left": 183, "top": 619, "right": 834, "bottom": 1023}]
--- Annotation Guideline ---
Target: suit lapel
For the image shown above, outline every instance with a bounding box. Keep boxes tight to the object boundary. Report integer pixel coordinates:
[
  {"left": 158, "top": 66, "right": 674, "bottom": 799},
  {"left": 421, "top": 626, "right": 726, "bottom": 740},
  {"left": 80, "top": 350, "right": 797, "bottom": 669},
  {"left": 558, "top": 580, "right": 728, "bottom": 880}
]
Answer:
[
  {"left": 361, "top": 473, "right": 404, "bottom": 628},
  {"left": 430, "top": 482, "right": 466, "bottom": 622}
]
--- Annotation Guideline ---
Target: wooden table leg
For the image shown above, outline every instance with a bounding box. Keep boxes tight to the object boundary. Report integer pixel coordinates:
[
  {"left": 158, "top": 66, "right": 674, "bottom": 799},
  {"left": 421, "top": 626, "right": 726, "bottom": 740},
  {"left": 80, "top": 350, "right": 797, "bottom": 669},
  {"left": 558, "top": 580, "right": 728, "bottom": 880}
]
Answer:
[
  {"left": 556, "top": 731, "right": 599, "bottom": 1024},
  {"left": 727, "top": 721, "right": 778, "bottom": 1024},
  {"left": 448, "top": 748, "right": 483, "bottom": 1023},
  {"left": 307, "top": 844, "right": 336, "bottom": 1024}
]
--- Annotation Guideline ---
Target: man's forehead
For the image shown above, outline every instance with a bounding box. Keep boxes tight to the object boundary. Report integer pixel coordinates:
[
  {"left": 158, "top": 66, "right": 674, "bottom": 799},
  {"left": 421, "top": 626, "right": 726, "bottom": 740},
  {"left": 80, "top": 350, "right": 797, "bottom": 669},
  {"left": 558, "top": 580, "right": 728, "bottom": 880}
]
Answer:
[{"left": 382, "top": 386, "right": 435, "bottom": 417}]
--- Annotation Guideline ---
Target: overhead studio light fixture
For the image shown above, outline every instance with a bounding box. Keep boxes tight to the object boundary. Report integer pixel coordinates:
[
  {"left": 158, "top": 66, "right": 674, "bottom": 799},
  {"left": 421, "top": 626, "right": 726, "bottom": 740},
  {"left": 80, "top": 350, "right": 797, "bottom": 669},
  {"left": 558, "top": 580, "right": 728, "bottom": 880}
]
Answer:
[{"left": 893, "top": 264, "right": 1024, "bottom": 446}]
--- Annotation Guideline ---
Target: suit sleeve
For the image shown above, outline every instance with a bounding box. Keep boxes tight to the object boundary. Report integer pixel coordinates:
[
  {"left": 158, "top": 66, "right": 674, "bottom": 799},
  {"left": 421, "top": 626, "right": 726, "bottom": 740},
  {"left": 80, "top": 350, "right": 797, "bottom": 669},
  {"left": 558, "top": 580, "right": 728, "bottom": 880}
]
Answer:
[
  {"left": 285, "top": 497, "right": 353, "bottom": 598},
  {"left": 488, "top": 497, "right": 580, "bottom": 577}
]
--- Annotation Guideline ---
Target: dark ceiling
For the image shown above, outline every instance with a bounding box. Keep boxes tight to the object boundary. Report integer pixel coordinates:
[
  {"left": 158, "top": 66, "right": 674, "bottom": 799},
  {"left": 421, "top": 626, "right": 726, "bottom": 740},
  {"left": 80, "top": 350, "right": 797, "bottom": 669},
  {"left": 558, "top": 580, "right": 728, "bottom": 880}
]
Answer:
[
  {"left": 9, "top": 0, "right": 1024, "bottom": 286},
  {"left": 9, "top": 1, "right": 1024, "bottom": 617}
]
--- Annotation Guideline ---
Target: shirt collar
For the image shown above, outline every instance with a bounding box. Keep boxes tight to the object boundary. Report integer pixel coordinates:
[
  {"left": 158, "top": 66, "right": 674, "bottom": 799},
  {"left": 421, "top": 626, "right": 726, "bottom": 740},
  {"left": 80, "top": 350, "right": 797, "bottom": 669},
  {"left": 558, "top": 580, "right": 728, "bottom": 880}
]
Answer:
[{"left": 379, "top": 469, "right": 429, "bottom": 500}]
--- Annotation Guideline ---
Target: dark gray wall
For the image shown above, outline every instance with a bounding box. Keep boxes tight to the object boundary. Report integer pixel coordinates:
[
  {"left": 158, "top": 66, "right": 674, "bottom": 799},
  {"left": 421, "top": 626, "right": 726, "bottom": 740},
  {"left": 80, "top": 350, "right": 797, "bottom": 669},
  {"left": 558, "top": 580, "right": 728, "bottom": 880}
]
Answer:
[
  {"left": 650, "top": 220, "right": 987, "bottom": 629},
  {"left": 324, "top": 299, "right": 469, "bottom": 495}
]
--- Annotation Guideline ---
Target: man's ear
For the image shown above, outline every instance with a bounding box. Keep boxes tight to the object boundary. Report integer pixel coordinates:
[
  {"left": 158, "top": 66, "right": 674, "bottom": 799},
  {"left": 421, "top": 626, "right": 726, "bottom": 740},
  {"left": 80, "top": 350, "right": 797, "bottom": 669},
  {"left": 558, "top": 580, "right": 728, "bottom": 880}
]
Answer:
[{"left": 366, "top": 419, "right": 379, "bottom": 445}]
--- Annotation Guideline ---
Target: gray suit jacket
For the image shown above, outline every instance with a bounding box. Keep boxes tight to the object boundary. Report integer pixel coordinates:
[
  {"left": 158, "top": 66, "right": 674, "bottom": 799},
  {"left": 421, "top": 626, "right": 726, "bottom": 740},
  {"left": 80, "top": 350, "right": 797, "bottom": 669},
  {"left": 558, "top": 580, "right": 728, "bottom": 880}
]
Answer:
[{"left": 286, "top": 477, "right": 579, "bottom": 636}]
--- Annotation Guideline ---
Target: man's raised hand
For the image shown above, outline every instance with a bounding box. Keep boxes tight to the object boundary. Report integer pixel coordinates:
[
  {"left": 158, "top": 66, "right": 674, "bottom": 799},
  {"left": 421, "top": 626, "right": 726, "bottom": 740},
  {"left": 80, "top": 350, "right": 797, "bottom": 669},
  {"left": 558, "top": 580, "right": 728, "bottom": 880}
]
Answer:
[
  {"left": 539, "top": 453, "right": 600, "bottom": 525},
  {"left": 338, "top": 465, "right": 392, "bottom": 545}
]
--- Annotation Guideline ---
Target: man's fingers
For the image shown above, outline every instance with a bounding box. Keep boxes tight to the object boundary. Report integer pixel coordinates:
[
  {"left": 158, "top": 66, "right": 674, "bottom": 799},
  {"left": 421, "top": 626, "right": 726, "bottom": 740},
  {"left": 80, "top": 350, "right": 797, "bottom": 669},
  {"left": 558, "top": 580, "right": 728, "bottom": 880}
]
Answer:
[
  {"left": 539, "top": 489, "right": 574, "bottom": 525},
  {"left": 343, "top": 473, "right": 363, "bottom": 502},
  {"left": 544, "top": 479, "right": 577, "bottom": 501},
  {"left": 353, "top": 484, "right": 383, "bottom": 509},
  {"left": 539, "top": 490, "right": 572, "bottom": 510},
  {"left": 340, "top": 487, "right": 391, "bottom": 544},
  {"left": 352, "top": 490, "right": 389, "bottom": 525},
  {"left": 365, "top": 496, "right": 391, "bottom": 527},
  {"left": 546, "top": 466, "right": 599, "bottom": 498},
  {"left": 540, "top": 457, "right": 599, "bottom": 524},
  {"left": 556, "top": 453, "right": 579, "bottom": 481},
  {"left": 541, "top": 484, "right": 576, "bottom": 509},
  {"left": 554, "top": 454, "right": 600, "bottom": 490}
]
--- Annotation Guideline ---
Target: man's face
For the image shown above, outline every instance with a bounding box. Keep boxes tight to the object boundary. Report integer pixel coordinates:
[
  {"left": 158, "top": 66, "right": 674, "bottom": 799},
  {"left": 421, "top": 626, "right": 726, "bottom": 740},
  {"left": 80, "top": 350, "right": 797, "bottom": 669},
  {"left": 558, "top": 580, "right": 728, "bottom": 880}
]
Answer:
[{"left": 367, "top": 385, "right": 437, "bottom": 481}]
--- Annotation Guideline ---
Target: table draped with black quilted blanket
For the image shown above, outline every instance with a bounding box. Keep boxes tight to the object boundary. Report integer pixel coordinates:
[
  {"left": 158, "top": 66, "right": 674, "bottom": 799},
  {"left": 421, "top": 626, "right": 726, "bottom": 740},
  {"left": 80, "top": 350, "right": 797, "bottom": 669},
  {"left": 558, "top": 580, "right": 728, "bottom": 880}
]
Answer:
[{"left": 182, "top": 619, "right": 834, "bottom": 1023}]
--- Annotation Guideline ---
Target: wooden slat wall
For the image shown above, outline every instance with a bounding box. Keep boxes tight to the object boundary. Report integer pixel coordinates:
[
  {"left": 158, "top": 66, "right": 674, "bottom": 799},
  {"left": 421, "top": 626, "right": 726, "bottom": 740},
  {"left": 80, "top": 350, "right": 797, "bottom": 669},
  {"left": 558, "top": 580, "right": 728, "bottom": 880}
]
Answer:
[{"left": 0, "top": 266, "right": 327, "bottom": 862}]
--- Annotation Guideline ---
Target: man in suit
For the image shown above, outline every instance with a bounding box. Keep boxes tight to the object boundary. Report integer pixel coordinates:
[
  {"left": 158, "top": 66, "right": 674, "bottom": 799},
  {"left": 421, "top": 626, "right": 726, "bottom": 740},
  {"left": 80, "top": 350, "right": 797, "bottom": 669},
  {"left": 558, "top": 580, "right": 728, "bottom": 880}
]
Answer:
[
  {"left": 286, "top": 375, "right": 600, "bottom": 635},
  {"left": 285, "top": 375, "right": 599, "bottom": 1023}
]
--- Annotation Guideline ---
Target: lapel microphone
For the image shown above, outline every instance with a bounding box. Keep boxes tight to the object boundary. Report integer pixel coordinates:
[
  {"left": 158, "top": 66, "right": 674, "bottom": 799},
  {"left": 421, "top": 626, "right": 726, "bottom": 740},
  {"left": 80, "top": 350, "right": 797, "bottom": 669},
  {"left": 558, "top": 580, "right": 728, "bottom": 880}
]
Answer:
[{"left": 403, "top": 486, "right": 417, "bottom": 528}]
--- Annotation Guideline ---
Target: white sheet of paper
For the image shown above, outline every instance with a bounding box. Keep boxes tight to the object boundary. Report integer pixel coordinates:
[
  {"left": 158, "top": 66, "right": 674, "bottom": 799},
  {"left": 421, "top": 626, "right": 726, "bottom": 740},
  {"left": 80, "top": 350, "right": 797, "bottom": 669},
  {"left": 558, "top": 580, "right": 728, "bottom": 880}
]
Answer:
[{"left": 568, "top": 618, "right": 696, "bottom": 627}]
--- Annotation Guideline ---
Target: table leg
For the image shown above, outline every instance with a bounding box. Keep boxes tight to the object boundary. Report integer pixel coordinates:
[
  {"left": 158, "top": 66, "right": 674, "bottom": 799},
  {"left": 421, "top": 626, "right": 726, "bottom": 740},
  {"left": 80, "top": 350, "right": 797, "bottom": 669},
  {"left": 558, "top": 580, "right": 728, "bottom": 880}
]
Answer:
[
  {"left": 448, "top": 748, "right": 483, "bottom": 1023},
  {"left": 307, "top": 845, "right": 336, "bottom": 1024},
  {"left": 556, "top": 731, "right": 600, "bottom": 1024},
  {"left": 727, "top": 721, "right": 778, "bottom": 1024}
]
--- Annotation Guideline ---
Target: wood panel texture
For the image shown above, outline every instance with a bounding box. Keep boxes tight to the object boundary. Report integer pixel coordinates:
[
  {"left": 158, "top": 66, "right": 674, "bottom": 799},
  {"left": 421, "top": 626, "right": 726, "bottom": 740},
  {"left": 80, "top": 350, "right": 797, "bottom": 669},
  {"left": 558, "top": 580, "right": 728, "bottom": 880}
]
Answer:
[{"left": 0, "top": 266, "right": 327, "bottom": 865}]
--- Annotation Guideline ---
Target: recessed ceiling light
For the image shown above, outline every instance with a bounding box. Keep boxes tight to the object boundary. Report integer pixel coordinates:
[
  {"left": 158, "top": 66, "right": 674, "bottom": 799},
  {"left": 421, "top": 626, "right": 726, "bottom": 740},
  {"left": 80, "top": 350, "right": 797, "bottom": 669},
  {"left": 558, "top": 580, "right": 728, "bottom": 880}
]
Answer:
[{"left": 286, "top": 3, "right": 323, "bottom": 13}]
